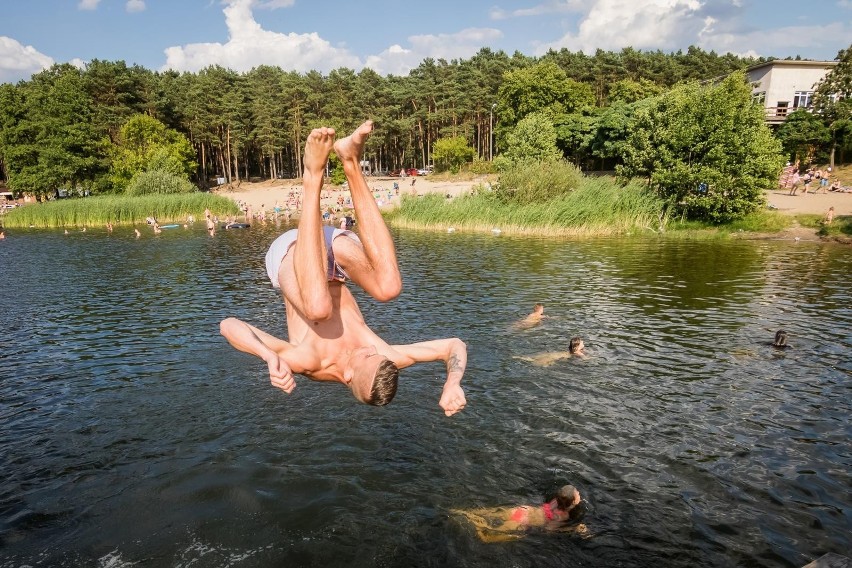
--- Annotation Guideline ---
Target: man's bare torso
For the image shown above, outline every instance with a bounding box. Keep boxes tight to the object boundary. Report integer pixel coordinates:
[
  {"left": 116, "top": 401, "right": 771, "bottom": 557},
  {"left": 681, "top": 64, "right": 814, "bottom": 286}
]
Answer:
[{"left": 281, "top": 282, "right": 395, "bottom": 381}]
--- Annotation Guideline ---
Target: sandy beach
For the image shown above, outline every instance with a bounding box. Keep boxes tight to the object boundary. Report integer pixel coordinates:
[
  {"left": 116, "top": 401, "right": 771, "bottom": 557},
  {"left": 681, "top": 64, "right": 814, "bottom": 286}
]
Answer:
[
  {"left": 213, "top": 177, "right": 851, "bottom": 218},
  {"left": 212, "top": 176, "right": 484, "bottom": 216}
]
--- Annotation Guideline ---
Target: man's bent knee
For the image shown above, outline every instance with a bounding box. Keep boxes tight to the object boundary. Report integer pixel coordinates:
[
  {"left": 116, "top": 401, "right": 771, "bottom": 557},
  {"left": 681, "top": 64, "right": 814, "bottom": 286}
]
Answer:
[{"left": 373, "top": 276, "right": 402, "bottom": 302}]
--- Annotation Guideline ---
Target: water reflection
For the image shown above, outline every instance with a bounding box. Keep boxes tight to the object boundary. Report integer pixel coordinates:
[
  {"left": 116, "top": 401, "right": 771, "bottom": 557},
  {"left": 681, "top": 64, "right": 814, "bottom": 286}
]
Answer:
[{"left": 0, "top": 226, "right": 849, "bottom": 567}]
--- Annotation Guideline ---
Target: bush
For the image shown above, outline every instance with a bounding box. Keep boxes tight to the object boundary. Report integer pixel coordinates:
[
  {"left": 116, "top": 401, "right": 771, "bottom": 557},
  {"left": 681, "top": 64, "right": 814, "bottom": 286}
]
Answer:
[
  {"left": 619, "top": 73, "right": 784, "bottom": 223},
  {"left": 467, "top": 159, "right": 496, "bottom": 175},
  {"left": 493, "top": 158, "right": 583, "bottom": 204},
  {"left": 125, "top": 169, "right": 196, "bottom": 196}
]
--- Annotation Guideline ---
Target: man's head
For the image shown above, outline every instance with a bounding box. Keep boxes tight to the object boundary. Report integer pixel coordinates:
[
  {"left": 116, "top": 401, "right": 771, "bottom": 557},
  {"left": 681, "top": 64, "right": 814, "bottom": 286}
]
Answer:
[
  {"left": 533, "top": 303, "right": 544, "bottom": 314},
  {"left": 773, "top": 330, "right": 788, "bottom": 348},
  {"left": 344, "top": 346, "right": 399, "bottom": 406},
  {"left": 569, "top": 336, "right": 584, "bottom": 354}
]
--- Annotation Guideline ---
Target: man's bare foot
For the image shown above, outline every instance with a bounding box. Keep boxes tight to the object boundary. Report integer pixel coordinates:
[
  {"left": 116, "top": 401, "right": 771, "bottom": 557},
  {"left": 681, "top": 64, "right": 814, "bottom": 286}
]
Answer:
[
  {"left": 303, "top": 127, "right": 335, "bottom": 175},
  {"left": 334, "top": 120, "right": 373, "bottom": 162}
]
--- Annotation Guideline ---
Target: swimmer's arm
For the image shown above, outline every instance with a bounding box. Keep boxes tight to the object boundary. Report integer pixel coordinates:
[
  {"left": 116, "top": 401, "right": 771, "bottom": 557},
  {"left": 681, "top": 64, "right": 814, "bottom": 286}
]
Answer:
[
  {"left": 391, "top": 338, "right": 467, "bottom": 416},
  {"left": 219, "top": 317, "right": 299, "bottom": 393}
]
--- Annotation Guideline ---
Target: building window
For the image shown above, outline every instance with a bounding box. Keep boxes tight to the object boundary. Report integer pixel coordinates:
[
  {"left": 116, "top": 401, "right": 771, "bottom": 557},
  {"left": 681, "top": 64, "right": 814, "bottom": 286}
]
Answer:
[
  {"left": 793, "top": 91, "right": 813, "bottom": 108},
  {"left": 752, "top": 91, "right": 766, "bottom": 104},
  {"left": 776, "top": 101, "right": 789, "bottom": 116}
]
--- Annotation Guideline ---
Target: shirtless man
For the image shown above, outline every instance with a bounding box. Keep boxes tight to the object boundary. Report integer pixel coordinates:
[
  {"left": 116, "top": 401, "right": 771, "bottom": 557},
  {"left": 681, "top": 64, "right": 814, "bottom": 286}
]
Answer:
[
  {"left": 512, "top": 303, "right": 546, "bottom": 330},
  {"left": 514, "top": 336, "right": 587, "bottom": 367},
  {"left": 220, "top": 121, "right": 467, "bottom": 416}
]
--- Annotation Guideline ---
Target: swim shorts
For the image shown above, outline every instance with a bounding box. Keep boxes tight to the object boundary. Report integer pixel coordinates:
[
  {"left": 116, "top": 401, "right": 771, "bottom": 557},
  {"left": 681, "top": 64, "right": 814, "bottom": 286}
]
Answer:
[{"left": 265, "top": 226, "right": 360, "bottom": 288}]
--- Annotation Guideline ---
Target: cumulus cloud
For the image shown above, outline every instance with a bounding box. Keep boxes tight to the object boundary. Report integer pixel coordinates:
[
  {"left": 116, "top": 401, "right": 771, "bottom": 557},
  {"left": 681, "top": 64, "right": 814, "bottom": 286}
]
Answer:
[
  {"left": 366, "top": 28, "right": 503, "bottom": 75},
  {"left": 533, "top": 0, "right": 848, "bottom": 59},
  {"left": 702, "top": 21, "right": 851, "bottom": 60},
  {"left": 77, "top": 0, "right": 101, "bottom": 9},
  {"left": 126, "top": 0, "right": 146, "bottom": 13},
  {"left": 0, "top": 36, "right": 54, "bottom": 83},
  {"left": 162, "top": 0, "right": 360, "bottom": 73},
  {"left": 536, "top": 0, "right": 707, "bottom": 54},
  {"left": 163, "top": 0, "right": 502, "bottom": 76}
]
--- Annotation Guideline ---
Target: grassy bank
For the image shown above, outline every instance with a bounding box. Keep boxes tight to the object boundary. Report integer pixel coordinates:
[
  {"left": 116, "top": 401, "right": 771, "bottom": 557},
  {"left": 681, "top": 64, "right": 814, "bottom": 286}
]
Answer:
[
  {"left": 385, "top": 177, "right": 667, "bottom": 236},
  {"left": 386, "top": 174, "right": 851, "bottom": 239},
  {"left": 0, "top": 193, "right": 239, "bottom": 228}
]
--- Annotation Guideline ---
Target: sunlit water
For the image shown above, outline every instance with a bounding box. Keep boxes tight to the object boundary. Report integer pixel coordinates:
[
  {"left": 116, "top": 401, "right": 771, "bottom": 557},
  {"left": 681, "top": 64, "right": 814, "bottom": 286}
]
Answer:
[{"left": 0, "top": 223, "right": 849, "bottom": 568}]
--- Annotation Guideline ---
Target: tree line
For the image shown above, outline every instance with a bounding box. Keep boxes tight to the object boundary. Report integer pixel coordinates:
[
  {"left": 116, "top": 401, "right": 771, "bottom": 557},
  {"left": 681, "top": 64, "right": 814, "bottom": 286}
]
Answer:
[{"left": 0, "top": 45, "right": 771, "bottom": 199}]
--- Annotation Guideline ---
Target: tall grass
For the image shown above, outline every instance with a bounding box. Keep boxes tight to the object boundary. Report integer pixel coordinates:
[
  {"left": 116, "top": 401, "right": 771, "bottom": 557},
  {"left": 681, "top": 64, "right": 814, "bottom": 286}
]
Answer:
[
  {"left": 385, "top": 176, "right": 666, "bottom": 236},
  {"left": 1, "top": 193, "right": 239, "bottom": 228}
]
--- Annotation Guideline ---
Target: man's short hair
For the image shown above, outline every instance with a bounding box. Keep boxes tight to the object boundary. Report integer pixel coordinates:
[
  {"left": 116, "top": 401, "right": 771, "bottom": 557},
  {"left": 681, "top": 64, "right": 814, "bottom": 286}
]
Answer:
[{"left": 367, "top": 359, "right": 399, "bottom": 406}]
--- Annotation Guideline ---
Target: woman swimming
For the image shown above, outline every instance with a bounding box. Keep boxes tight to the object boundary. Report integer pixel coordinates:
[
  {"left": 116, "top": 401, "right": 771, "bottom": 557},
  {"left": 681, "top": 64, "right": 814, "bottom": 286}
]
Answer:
[{"left": 453, "top": 485, "right": 587, "bottom": 542}]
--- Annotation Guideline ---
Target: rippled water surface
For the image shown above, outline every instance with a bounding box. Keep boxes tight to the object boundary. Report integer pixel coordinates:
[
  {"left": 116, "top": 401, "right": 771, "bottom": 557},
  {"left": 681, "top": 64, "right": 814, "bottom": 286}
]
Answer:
[{"left": 0, "top": 224, "right": 849, "bottom": 568}]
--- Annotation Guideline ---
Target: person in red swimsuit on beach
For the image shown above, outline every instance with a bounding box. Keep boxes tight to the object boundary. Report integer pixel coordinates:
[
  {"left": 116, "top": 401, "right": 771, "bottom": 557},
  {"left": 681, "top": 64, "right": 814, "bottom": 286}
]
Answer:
[{"left": 453, "top": 485, "right": 587, "bottom": 542}]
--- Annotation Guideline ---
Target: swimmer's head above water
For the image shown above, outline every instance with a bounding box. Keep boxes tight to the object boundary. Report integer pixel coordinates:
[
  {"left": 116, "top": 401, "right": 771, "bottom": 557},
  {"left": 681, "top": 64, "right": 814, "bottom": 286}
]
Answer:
[
  {"left": 569, "top": 337, "right": 585, "bottom": 354},
  {"left": 555, "top": 485, "right": 581, "bottom": 509},
  {"left": 773, "top": 330, "right": 788, "bottom": 349}
]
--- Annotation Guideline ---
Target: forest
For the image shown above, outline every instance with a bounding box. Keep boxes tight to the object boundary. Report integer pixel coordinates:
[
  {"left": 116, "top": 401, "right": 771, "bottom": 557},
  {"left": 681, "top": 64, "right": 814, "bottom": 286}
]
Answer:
[{"left": 0, "top": 45, "right": 777, "bottom": 199}]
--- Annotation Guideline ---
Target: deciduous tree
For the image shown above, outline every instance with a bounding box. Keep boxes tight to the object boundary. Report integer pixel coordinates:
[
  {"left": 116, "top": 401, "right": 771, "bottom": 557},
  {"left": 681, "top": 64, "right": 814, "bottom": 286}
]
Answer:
[{"left": 619, "top": 73, "right": 784, "bottom": 223}]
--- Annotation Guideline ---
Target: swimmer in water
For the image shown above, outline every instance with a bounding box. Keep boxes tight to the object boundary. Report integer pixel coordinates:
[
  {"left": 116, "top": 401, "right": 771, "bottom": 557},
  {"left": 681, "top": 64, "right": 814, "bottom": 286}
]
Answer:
[
  {"left": 514, "top": 336, "right": 588, "bottom": 366},
  {"left": 772, "top": 330, "right": 789, "bottom": 349},
  {"left": 513, "top": 303, "right": 546, "bottom": 330},
  {"left": 453, "top": 485, "right": 588, "bottom": 543}
]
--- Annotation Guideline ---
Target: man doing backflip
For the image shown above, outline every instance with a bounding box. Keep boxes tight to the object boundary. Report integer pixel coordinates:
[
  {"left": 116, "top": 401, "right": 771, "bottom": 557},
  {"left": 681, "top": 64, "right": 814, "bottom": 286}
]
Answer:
[{"left": 220, "top": 121, "right": 467, "bottom": 416}]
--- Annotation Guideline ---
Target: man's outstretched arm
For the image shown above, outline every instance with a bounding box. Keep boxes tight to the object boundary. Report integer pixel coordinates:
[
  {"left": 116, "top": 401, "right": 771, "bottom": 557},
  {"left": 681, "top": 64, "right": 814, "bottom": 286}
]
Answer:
[
  {"left": 219, "top": 317, "right": 298, "bottom": 394},
  {"left": 391, "top": 338, "right": 467, "bottom": 416}
]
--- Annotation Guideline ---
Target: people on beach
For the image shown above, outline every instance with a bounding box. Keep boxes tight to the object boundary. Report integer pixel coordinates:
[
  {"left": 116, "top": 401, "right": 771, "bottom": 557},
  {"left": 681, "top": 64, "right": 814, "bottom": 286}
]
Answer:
[
  {"left": 788, "top": 170, "right": 801, "bottom": 196},
  {"left": 513, "top": 303, "right": 546, "bottom": 330},
  {"left": 802, "top": 169, "right": 813, "bottom": 194},
  {"left": 824, "top": 206, "right": 835, "bottom": 225},
  {"left": 220, "top": 121, "right": 467, "bottom": 416},
  {"left": 452, "top": 485, "right": 587, "bottom": 543}
]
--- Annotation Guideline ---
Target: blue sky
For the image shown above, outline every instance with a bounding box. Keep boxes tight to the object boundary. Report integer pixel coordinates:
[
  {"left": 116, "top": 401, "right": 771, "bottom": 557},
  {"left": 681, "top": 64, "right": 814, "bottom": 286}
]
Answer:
[{"left": 1, "top": 0, "right": 850, "bottom": 83}]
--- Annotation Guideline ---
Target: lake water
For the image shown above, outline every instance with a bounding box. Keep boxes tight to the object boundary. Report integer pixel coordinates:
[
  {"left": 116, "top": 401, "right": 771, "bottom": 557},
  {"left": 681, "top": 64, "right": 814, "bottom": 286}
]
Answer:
[{"left": 0, "top": 223, "right": 849, "bottom": 568}]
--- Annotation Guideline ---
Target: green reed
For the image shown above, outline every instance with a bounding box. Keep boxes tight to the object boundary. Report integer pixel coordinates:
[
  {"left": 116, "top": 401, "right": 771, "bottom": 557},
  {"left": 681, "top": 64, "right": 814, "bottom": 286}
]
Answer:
[
  {"left": 1, "top": 193, "right": 239, "bottom": 228},
  {"left": 385, "top": 177, "right": 667, "bottom": 236}
]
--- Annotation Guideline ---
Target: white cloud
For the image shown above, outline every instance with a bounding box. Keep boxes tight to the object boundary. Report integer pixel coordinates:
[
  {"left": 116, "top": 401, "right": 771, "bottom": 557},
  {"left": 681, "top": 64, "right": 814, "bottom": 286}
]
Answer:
[
  {"left": 490, "top": 1, "right": 585, "bottom": 20},
  {"left": 536, "top": 0, "right": 706, "bottom": 54},
  {"left": 533, "top": 0, "right": 849, "bottom": 59},
  {"left": 0, "top": 36, "right": 54, "bottom": 83},
  {"left": 701, "top": 22, "right": 850, "bottom": 60},
  {"left": 163, "top": 0, "right": 502, "bottom": 76},
  {"left": 368, "top": 28, "right": 504, "bottom": 75},
  {"left": 77, "top": 0, "right": 101, "bottom": 10},
  {"left": 162, "top": 0, "right": 360, "bottom": 73},
  {"left": 366, "top": 28, "right": 503, "bottom": 75},
  {"left": 126, "top": 0, "right": 146, "bottom": 13},
  {"left": 256, "top": 0, "right": 295, "bottom": 7}
]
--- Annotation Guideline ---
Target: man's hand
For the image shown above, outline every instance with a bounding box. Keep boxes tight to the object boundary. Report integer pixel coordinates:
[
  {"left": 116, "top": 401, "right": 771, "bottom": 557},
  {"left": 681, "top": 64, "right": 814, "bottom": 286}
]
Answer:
[
  {"left": 439, "top": 383, "right": 466, "bottom": 416},
  {"left": 266, "top": 356, "right": 295, "bottom": 394}
]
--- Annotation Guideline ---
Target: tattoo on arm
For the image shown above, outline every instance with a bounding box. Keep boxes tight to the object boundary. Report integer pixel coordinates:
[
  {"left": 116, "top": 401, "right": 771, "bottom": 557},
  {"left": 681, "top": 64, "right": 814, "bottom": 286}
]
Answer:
[{"left": 447, "top": 353, "right": 464, "bottom": 374}]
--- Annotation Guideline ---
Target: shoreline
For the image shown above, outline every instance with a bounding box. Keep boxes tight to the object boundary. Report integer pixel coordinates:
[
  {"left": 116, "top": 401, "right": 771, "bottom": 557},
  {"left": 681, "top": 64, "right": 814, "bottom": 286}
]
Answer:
[{"left": 214, "top": 179, "right": 852, "bottom": 218}]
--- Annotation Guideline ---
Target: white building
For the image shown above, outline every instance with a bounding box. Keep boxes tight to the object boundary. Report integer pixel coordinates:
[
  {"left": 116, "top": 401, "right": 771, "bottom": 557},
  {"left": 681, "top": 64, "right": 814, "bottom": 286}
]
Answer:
[{"left": 745, "top": 59, "right": 838, "bottom": 124}]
